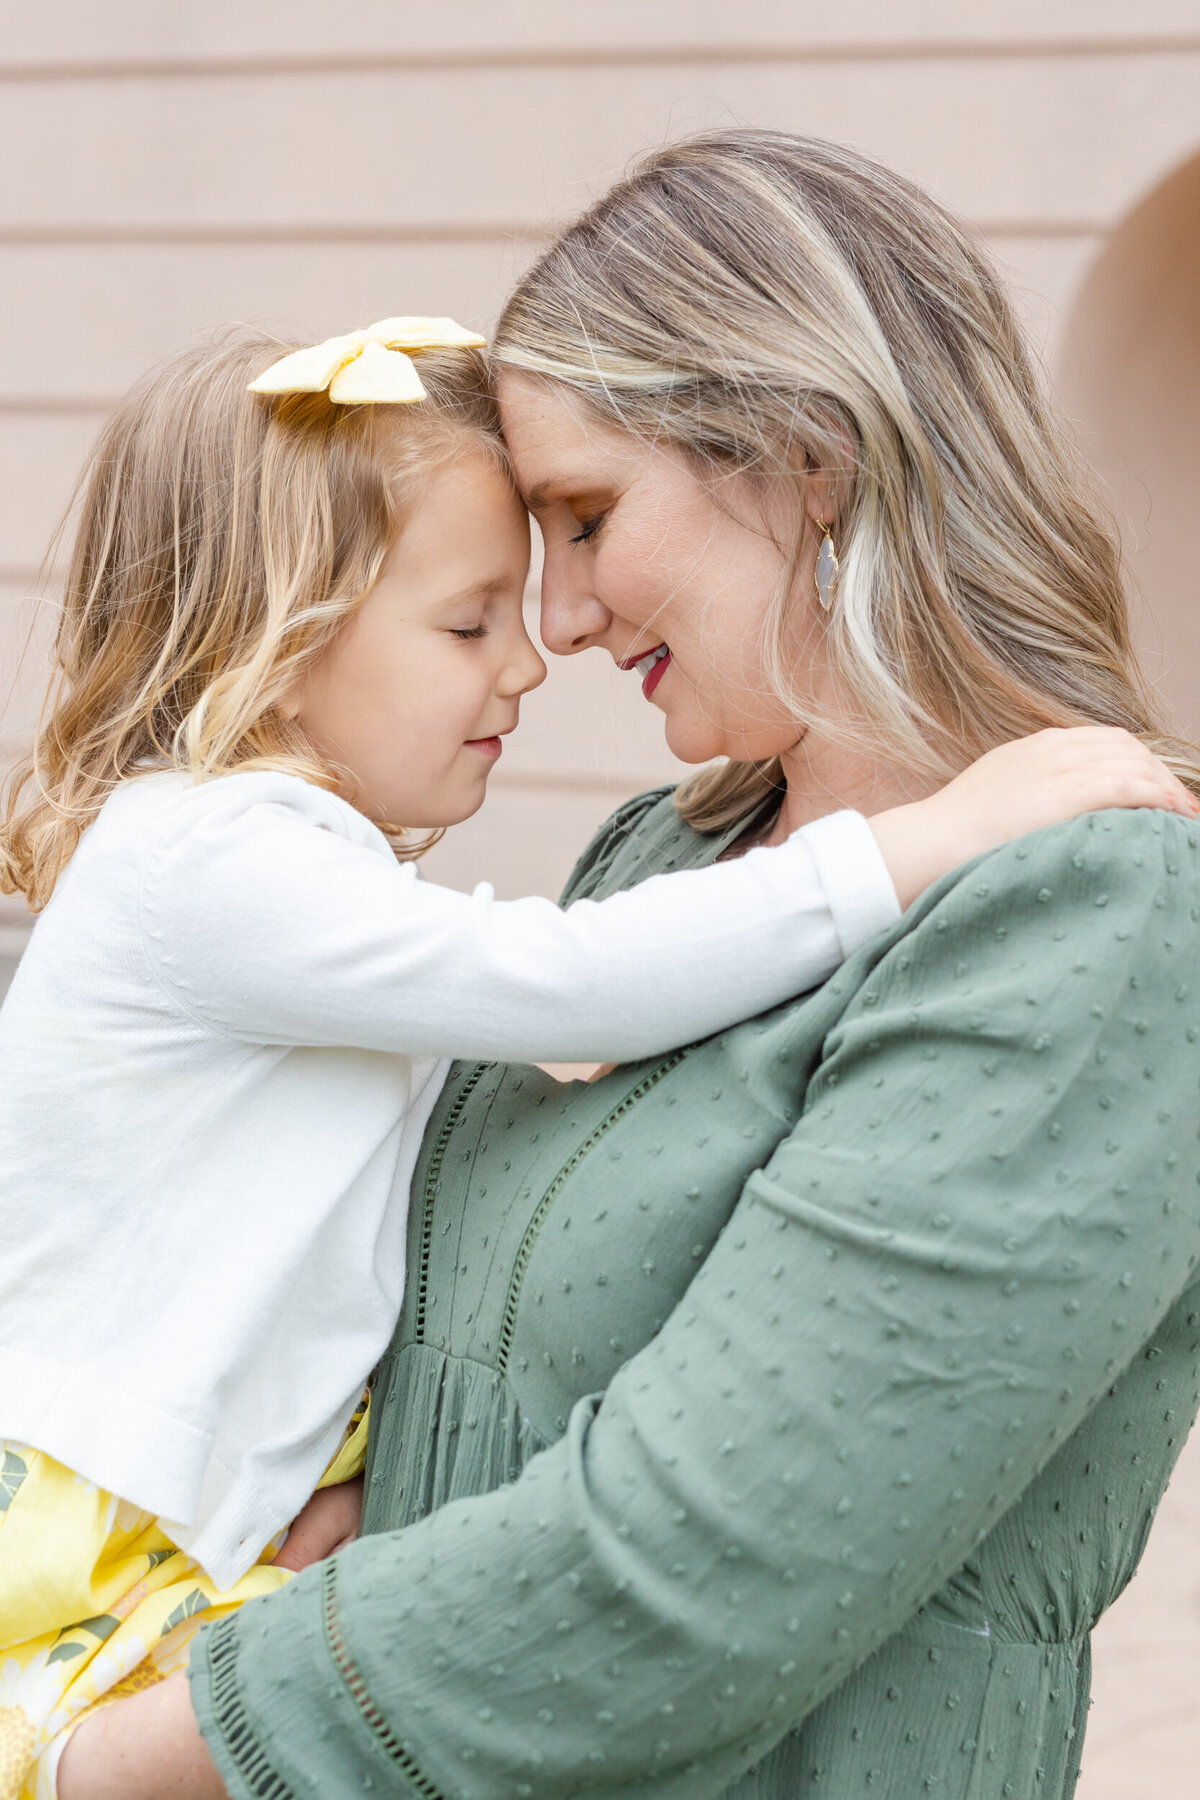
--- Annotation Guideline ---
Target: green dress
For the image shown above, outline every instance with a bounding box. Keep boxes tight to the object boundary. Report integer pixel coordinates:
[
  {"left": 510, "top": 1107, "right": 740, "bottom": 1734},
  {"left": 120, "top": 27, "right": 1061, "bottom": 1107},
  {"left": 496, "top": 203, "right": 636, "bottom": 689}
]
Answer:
[{"left": 192, "top": 794, "right": 1200, "bottom": 1800}]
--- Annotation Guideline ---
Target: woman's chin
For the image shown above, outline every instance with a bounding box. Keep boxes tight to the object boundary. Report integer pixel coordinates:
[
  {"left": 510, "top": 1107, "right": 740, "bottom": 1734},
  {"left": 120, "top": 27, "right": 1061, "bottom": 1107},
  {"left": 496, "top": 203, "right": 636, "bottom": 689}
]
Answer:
[{"left": 660, "top": 714, "right": 728, "bottom": 766}]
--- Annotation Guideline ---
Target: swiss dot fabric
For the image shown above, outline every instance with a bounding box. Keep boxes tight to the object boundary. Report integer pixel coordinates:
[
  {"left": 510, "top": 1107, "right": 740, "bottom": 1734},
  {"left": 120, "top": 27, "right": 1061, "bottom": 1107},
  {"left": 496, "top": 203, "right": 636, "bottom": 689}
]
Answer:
[{"left": 191, "top": 799, "right": 1200, "bottom": 1800}]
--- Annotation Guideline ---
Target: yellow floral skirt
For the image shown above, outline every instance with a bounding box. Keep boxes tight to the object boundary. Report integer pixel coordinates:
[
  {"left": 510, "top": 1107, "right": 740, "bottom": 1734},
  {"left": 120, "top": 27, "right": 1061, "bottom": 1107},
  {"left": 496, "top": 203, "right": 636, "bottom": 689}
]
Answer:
[{"left": 0, "top": 1411, "right": 367, "bottom": 1800}]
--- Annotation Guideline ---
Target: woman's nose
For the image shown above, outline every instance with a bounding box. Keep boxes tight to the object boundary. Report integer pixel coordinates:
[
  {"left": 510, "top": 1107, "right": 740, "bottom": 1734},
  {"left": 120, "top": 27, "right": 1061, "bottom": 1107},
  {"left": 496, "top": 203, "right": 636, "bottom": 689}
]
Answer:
[
  {"left": 538, "top": 556, "right": 612, "bottom": 657},
  {"left": 500, "top": 622, "right": 547, "bottom": 698}
]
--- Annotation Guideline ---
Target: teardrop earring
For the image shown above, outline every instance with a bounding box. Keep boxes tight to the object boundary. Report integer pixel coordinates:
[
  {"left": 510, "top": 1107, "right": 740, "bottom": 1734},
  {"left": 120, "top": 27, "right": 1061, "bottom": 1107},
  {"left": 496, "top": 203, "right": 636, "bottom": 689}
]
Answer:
[{"left": 814, "top": 518, "right": 839, "bottom": 611}]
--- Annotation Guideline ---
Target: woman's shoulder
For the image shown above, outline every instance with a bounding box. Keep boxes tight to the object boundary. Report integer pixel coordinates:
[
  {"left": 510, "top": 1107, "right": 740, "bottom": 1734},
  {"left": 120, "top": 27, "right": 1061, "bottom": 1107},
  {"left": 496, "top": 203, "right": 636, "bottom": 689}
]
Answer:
[
  {"left": 559, "top": 785, "right": 685, "bottom": 904},
  {"left": 940, "top": 804, "right": 1194, "bottom": 924},
  {"left": 863, "top": 804, "right": 1199, "bottom": 1007}
]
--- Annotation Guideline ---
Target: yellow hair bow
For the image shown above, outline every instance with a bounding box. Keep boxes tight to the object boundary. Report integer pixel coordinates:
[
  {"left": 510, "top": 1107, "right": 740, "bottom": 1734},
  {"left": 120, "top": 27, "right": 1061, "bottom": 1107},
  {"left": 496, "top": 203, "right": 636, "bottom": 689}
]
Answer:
[{"left": 248, "top": 316, "right": 487, "bottom": 405}]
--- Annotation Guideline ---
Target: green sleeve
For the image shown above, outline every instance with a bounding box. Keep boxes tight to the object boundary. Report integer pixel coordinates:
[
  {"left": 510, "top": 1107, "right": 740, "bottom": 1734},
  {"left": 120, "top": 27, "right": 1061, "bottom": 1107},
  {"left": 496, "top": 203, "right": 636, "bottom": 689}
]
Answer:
[{"left": 190, "top": 809, "right": 1200, "bottom": 1800}]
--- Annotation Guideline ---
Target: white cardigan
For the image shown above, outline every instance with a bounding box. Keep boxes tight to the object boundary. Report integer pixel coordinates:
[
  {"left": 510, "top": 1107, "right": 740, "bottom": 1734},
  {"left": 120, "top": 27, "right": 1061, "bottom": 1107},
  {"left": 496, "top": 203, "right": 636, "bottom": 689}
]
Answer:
[{"left": 0, "top": 770, "right": 898, "bottom": 1588}]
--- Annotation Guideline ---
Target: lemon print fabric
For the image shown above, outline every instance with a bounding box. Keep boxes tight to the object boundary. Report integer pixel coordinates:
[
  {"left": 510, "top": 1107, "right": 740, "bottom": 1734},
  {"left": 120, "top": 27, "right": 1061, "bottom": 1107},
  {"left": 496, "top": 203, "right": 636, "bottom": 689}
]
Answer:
[{"left": 0, "top": 1424, "right": 362, "bottom": 1800}]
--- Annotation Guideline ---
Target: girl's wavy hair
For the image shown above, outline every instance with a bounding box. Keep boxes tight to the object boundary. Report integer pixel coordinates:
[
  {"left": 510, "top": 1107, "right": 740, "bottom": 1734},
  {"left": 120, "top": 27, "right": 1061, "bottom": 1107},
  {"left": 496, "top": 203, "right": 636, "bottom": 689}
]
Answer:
[
  {"left": 495, "top": 128, "right": 1200, "bottom": 830},
  {"left": 1, "top": 328, "right": 505, "bottom": 908}
]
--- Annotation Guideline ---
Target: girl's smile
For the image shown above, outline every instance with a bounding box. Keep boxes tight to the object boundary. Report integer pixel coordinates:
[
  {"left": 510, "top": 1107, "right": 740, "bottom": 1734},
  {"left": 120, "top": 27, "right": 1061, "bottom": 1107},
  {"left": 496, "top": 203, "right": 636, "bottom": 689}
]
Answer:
[
  {"left": 295, "top": 451, "right": 545, "bottom": 830},
  {"left": 463, "top": 732, "right": 506, "bottom": 759}
]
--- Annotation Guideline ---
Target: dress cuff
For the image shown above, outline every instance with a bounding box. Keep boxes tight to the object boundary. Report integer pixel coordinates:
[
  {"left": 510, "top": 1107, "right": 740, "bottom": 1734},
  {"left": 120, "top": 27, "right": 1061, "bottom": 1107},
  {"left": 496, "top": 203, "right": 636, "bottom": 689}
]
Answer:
[
  {"left": 190, "top": 1576, "right": 429, "bottom": 1800},
  {"left": 796, "top": 809, "right": 901, "bottom": 958}
]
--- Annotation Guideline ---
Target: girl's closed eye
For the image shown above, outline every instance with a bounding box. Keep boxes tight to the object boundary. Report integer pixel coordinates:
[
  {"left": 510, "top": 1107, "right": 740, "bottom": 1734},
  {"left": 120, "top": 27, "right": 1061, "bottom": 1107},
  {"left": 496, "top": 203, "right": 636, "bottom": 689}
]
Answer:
[{"left": 450, "top": 622, "right": 488, "bottom": 640}]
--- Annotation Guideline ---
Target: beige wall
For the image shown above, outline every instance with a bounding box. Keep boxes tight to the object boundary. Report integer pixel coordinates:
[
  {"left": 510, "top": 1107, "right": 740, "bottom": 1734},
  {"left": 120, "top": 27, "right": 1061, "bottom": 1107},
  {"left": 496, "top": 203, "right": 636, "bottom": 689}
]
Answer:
[
  {"left": 3, "top": 2, "right": 1200, "bottom": 907},
  {"left": 1059, "top": 149, "right": 1200, "bottom": 735},
  {"left": 1, "top": 8, "right": 1199, "bottom": 1788}
]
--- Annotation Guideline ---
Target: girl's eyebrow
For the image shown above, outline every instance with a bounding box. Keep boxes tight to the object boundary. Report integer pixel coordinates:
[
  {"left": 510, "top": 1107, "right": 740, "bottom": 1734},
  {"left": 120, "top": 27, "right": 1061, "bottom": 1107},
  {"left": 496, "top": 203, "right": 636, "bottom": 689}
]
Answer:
[{"left": 435, "top": 578, "right": 509, "bottom": 608}]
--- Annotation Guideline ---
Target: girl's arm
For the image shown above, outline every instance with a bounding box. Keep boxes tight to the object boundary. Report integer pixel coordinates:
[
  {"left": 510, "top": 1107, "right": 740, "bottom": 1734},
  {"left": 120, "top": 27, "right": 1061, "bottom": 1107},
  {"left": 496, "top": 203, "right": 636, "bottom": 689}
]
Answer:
[
  {"left": 145, "top": 786, "right": 898, "bottom": 1061},
  {"left": 70, "top": 805, "right": 1200, "bottom": 1800},
  {"left": 145, "top": 728, "right": 1188, "bottom": 1066}
]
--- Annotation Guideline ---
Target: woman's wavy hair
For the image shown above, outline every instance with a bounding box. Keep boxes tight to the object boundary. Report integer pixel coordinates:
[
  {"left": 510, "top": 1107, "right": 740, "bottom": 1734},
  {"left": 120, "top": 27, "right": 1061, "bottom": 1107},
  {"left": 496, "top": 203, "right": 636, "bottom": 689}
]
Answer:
[
  {"left": 1, "top": 329, "right": 505, "bottom": 908},
  {"left": 495, "top": 129, "right": 1200, "bottom": 830}
]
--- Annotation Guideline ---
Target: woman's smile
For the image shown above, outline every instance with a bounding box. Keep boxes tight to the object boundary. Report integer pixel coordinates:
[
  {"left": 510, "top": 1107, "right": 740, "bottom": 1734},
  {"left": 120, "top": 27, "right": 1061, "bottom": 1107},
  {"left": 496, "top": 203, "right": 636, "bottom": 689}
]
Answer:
[
  {"left": 619, "top": 641, "right": 672, "bottom": 699},
  {"left": 499, "top": 370, "right": 821, "bottom": 772}
]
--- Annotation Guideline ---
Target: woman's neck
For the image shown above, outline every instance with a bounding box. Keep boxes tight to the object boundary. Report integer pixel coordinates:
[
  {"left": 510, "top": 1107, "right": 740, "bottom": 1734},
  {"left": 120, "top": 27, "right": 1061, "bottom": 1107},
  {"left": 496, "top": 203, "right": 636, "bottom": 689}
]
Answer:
[{"left": 764, "top": 728, "right": 939, "bottom": 844}]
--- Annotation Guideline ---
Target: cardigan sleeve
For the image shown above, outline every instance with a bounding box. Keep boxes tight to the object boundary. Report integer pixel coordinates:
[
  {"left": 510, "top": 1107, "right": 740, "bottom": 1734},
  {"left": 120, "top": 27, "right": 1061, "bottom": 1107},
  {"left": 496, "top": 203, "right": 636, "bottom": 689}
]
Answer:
[
  {"left": 189, "top": 808, "right": 1200, "bottom": 1800},
  {"left": 140, "top": 778, "right": 897, "bottom": 1062}
]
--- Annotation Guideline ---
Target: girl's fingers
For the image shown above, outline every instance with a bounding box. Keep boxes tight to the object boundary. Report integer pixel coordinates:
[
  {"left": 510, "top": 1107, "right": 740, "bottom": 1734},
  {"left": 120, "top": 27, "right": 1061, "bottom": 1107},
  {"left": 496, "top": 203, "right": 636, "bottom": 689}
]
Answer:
[
  {"left": 1079, "top": 774, "right": 1194, "bottom": 815},
  {"left": 1062, "top": 747, "right": 1196, "bottom": 815},
  {"left": 977, "top": 729, "right": 1198, "bottom": 819}
]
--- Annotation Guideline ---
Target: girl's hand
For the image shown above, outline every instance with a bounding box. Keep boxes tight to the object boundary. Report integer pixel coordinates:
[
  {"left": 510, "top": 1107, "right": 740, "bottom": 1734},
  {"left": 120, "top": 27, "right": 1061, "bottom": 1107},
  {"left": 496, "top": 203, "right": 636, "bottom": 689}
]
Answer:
[
  {"left": 272, "top": 1474, "right": 363, "bottom": 1572},
  {"left": 869, "top": 726, "right": 1199, "bottom": 909}
]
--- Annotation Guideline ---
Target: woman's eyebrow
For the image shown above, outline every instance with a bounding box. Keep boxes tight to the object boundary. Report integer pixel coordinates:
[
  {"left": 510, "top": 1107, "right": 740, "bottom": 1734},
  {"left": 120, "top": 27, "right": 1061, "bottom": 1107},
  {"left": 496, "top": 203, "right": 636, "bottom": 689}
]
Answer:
[
  {"left": 526, "top": 478, "right": 612, "bottom": 510},
  {"left": 525, "top": 479, "right": 563, "bottom": 509}
]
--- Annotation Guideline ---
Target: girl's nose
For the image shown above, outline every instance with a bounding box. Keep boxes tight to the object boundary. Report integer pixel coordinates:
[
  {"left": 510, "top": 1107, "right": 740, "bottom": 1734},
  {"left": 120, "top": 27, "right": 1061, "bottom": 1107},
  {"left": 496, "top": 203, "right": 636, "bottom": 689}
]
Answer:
[{"left": 538, "top": 557, "right": 611, "bottom": 657}]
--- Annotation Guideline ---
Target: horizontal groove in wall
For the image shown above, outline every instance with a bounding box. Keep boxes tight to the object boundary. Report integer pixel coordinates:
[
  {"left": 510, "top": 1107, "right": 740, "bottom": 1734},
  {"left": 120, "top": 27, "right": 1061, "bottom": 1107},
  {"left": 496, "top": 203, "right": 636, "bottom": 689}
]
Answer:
[
  {"left": 0, "top": 223, "right": 553, "bottom": 248},
  {"left": 0, "top": 703, "right": 665, "bottom": 802},
  {"left": 0, "top": 37, "right": 1198, "bottom": 82},
  {"left": 488, "top": 767, "right": 673, "bottom": 796},
  {"left": 0, "top": 750, "right": 664, "bottom": 804},
  {"left": 971, "top": 220, "right": 1106, "bottom": 239},
  {"left": 0, "top": 220, "right": 1106, "bottom": 252},
  {"left": 0, "top": 398, "right": 116, "bottom": 416}
]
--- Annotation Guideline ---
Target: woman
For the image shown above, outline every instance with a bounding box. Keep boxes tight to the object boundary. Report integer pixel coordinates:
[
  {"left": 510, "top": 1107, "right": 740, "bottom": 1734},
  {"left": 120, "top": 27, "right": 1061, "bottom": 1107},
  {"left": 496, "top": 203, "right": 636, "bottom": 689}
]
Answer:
[{"left": 62, "top": 131, "right": 1200, "bottom": 1800}]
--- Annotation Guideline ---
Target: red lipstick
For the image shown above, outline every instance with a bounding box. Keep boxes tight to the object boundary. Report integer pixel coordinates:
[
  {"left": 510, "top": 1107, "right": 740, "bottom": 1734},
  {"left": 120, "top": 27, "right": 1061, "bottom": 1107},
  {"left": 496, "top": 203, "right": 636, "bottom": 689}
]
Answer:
[
  {"left": 617, "top": 642, "right": 672, "bottom": 699},
  {"left": 641, "top": 651, "right": 671, "bottom": 700}
]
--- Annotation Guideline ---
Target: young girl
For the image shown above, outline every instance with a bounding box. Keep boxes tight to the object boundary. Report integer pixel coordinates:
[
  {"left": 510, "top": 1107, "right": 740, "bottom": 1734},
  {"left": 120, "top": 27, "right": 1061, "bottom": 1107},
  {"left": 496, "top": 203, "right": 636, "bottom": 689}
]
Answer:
[{"left": 0, "top": 318, "right": 1189, "bottom": 1800}]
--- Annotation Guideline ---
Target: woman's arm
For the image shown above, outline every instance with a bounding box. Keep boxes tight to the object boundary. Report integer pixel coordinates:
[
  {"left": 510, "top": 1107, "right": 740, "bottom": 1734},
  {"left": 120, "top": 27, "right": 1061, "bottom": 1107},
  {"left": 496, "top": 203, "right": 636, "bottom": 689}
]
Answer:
[{"left": 78, "top": 808, "right": 1200, "bottom": 1800}]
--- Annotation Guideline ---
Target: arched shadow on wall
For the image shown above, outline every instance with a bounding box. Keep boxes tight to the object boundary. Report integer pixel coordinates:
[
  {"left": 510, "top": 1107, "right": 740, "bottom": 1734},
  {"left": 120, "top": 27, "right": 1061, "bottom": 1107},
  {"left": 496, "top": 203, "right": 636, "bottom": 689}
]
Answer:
[{"left": 1058, "top": 149, "right": 1200, "bottom": 740}]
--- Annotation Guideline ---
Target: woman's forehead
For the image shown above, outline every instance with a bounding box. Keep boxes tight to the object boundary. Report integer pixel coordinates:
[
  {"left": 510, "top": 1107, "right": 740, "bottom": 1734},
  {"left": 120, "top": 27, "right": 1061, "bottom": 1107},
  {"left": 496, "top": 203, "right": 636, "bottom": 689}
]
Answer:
[
  {"left": 497, "top": 373, "right": 594, "bottom": 446},
  {"left": 495, "top": 377, "right": 650, "bottom": 499}
]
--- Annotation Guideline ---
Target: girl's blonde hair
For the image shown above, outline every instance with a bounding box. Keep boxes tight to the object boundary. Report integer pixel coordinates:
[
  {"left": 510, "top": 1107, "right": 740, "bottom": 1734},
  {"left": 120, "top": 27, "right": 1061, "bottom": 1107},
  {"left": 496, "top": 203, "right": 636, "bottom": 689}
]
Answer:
[
  {"left": 1, "top": 328, "right": 505, "bottom": 908},
  {"left": 495, "top": 129, "right": 1200, "bottom": 830}
]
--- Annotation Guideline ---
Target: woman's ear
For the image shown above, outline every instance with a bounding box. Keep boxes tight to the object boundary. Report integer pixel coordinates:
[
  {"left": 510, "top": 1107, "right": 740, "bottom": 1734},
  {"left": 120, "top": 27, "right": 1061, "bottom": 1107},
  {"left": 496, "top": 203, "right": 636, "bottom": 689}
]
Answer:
[
  {"left": 803, "top": 479, "right": 839, "bottom": 529},
  {"left": 803, "top": 423, "right": 856, "bottom": 526}
]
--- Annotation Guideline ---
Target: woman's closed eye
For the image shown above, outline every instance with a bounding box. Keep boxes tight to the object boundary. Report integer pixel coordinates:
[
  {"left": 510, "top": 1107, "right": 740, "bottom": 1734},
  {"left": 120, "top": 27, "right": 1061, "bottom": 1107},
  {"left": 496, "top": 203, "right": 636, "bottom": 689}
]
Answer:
[{"left": 569, "top": 512, "right": 606, "bottom": 546}]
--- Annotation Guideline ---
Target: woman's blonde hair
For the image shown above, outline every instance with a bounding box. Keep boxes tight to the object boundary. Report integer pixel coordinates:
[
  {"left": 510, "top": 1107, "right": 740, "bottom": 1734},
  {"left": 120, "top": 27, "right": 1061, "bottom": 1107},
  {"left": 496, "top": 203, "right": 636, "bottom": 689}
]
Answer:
[
  {"left": 1, "top": 328, "right": 505, "bottom": 908},
  {"left": 496, "top": 129, "right": 1199, "bottom": 830}
]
